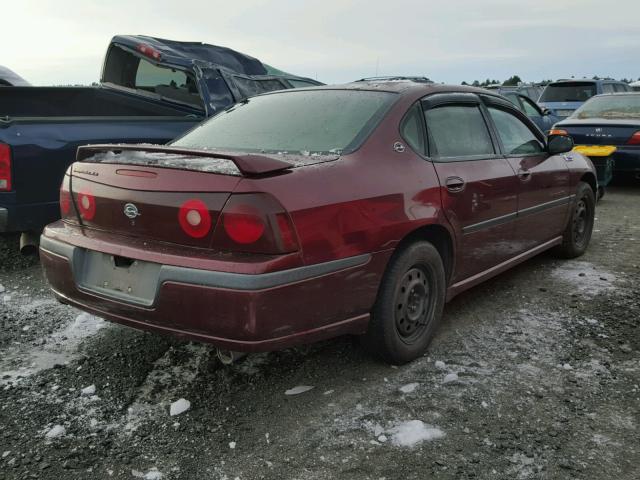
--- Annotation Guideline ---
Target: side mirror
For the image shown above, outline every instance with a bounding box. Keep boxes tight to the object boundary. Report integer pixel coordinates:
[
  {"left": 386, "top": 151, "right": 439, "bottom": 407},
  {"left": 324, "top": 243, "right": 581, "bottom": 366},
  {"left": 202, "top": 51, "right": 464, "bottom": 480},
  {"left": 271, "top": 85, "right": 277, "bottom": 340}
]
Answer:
[
  {"left": 541, "top": 107, "right": 552, "bottom": 116},
  {"left": 547, "top": 134, "right": 574, "bottom": 155}
]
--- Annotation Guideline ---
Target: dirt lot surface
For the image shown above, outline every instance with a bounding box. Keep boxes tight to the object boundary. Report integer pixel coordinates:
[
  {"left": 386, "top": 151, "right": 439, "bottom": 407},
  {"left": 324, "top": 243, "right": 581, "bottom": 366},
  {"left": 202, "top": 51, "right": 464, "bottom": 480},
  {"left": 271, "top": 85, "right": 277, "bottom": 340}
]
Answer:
[{"left": 1, "top": 186, "right": 638, "bottom": 480}]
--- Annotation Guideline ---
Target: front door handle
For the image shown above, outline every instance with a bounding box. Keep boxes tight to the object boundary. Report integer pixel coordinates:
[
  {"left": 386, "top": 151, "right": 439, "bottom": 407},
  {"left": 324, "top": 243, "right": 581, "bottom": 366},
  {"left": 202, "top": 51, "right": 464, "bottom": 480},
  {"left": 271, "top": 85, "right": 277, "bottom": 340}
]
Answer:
[
  {"left": 517, "top": 169, "right": 532, "bottom": 182},
  {"left": 445, "top": 176, "right": 465, "bottom": 193}
]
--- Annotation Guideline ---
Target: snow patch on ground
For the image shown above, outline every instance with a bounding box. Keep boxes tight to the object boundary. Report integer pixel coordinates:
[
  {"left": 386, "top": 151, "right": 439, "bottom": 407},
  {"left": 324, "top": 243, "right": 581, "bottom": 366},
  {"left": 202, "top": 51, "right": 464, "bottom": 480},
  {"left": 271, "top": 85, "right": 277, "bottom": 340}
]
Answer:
[
  {"left": 398, "top": 382, "right": 419, "bottom": 394},
  {"left": 551, "top": 261, "right": 618, "bottom": 296},
  {"left": 119, "top": 344, "right": 208, "bottom": 433},
  {"left": 389, "top": 420, "right": 445, "bottom": 447},
  {"left": 0, "top": 312, "right": 106, "bottom": 385},
  {"left": 285, "top": 385, "right": 314, "bottom": 395},
  {"left": 169, "top": 398, "right": 191, "bottom": 416}
]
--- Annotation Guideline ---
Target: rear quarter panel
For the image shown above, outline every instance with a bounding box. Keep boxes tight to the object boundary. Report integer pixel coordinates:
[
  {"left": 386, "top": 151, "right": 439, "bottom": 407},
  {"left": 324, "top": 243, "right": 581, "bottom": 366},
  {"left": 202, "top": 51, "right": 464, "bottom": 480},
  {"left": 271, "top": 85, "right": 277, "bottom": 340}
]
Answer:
[{"left": 235, "top": 96, "right": 452, "bottom": 266}]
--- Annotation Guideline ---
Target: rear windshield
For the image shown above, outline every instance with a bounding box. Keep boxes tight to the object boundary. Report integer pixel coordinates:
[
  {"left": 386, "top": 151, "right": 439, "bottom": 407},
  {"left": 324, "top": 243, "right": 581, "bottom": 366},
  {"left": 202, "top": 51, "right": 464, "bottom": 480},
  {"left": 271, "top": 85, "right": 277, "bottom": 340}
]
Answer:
[
  {"left": 573, "top": 95, "right": 640, "bottom": 119},
  {"left": 172, "top": 89, "right": 396, "bottom": 155},
  {"left": 103, "top": 46, "right": 203, "bottom": 109},
  {"left": 540, "top": 82, "right": 597, "bottom": 103}
]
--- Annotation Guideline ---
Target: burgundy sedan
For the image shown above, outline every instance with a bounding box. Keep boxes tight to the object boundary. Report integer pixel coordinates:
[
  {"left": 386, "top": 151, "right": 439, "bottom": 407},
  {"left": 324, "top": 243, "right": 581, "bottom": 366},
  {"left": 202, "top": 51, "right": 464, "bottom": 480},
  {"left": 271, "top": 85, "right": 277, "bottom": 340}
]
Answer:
[{"left": 40, "top": 82, "right": 596, "bottom": 364}]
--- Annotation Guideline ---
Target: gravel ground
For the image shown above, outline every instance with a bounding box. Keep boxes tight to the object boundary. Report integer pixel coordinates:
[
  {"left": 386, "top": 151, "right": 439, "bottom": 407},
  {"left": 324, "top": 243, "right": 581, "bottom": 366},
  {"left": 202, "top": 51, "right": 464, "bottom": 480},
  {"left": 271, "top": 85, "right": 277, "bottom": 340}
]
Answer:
[{"left": 1, "top": 185, "right": 639, "bottom": 480}]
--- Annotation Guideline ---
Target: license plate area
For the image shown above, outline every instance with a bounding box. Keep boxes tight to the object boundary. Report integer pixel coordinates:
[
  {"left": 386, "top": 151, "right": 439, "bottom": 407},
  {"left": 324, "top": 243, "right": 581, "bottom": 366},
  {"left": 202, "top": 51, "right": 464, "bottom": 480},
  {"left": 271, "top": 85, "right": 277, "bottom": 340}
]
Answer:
[{"left": 75, "top": 250, "right": 161, "bottom": 307}]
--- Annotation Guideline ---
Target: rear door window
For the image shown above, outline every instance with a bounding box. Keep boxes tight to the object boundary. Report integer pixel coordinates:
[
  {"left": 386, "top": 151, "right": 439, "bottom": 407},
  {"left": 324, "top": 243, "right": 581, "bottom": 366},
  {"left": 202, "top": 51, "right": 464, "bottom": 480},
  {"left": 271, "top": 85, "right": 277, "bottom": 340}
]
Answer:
[
  {"left": 602, "top": 84, "right": 615, "bottom": 94},
  {"left": 488, "top": 107, "right": 544, "bottom": 155},
  {"left": 519, "top": 96, "right": 542, "bottom": 118},
  {"left": 231, "top": 76, "right": 288, "bottom": 99},
  {"left": 613, "top": 83, "right": 629, "bottom": 93},
  {"left": 424, "top": 105, "right": 495, "bottom": 159}
]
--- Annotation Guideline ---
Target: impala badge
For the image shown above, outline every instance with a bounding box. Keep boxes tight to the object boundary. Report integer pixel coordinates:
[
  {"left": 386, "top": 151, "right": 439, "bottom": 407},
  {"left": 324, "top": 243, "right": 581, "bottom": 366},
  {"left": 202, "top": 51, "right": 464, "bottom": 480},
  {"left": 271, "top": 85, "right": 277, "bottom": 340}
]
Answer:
[{"left": 124, "top": 203, "right": 141, "bottom": 219}]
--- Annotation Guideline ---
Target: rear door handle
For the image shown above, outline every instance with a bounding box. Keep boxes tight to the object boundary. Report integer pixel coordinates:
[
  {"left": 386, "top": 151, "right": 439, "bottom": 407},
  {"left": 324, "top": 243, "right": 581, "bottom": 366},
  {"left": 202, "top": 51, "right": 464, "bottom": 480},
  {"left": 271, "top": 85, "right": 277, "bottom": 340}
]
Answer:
[
  {"left": 517, "top": 169, "right": 532, "bottom": 181},
  {"left": 445, "top": 176, "right": 465, "bottom": 193}
]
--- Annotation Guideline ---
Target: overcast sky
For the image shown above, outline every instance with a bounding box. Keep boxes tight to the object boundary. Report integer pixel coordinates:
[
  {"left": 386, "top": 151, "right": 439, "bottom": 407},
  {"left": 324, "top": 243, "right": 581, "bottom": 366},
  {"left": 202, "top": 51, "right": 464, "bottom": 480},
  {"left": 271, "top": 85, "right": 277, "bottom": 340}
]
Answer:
[{"left": 3, "top": 0, "right": 639, "bottom": 86}]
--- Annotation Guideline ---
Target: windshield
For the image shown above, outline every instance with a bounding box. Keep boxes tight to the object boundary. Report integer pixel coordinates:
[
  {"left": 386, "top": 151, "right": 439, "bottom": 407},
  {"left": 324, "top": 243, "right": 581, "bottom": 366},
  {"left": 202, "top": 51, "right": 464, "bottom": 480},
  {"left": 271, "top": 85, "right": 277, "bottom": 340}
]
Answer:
[
  {"left": 540, "top": 82, "right": 597, "bottom": 103},
  {"left": 173, "top": 89, "right": 396, "bottom": 154},
  {"left": 573, "top": 95, "right": 640, "bottom": 119}
]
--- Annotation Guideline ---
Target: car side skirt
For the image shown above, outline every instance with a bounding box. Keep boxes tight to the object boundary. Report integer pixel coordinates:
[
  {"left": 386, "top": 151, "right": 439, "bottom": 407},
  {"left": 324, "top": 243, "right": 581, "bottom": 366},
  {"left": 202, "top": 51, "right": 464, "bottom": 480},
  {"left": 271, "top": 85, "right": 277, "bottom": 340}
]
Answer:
[{"left": 446, "top": 236, "right": 562, "bottom": 301}]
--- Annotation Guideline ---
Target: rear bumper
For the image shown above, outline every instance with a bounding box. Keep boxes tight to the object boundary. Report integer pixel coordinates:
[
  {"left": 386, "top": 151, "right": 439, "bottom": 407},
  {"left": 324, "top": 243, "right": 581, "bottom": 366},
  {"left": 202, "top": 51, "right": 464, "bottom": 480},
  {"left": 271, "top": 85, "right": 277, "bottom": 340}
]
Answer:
[
  {"left": 612, "top": 148, "right": 640, "bottom": 175},
  {"left": 39, "top": 235, "right": 390, "bottom": 352},
  {"left": 0, "top": 198, "right": 59, "bottom": 232}
]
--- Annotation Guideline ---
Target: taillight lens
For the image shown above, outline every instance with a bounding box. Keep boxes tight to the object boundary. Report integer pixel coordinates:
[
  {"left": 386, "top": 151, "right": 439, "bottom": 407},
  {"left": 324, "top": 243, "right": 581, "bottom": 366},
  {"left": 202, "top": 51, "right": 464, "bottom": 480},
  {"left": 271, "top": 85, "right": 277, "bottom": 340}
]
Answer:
[
  {"left": 60, "top": 188, "right": 71, "bottom": 215},
  {"left": 77, "top": 190, "right": 96, "bottom": 220},
  {"left": 0, "top": 143, "right": 11, "bottom": 191},
  {"left": 213, "top": 193, "right": 299, "bottom": 254},
  {"left": 59, "top": 172, "right": 78, "bottom": 222},
  {"left": 178, "top": 199, "right": 212, "bottom": 239},
  {"left": 223, "top": 204, "right": 265, "bottom": 244},
  {"left": 136, "top": 43, "right": 162, "bottom": 61},
  {"left": 627, "top": 131, "right": 640, "bottom": 145}
]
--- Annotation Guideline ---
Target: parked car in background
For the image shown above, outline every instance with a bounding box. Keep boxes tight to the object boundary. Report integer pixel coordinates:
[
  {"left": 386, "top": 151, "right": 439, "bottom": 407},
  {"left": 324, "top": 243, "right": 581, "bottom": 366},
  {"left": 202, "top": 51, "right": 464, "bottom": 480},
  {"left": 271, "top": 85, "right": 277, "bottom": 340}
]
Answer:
[
  {"left": 630, "top": 81, "right": 640, "bottom": 92},
  {"left": 0, "top": 35, "right": 321, "bottom": 244},
  {"left": 501, "top": 91, "right": 559, "bottom": 132},
  {"left": 552, "top": 93, "right": 640, "bottom": 179},
  {"left": 0, "top": 66, "right": 30, "bottom": 86},
  {"left": 40, "top": 81, "right": 596, "bottom": 365},
  {"left": 539, "top": 79, "right": 631, "bottom": 119},
  {"left": 486, "top": 84, "right": 543, "bottom": 101}
]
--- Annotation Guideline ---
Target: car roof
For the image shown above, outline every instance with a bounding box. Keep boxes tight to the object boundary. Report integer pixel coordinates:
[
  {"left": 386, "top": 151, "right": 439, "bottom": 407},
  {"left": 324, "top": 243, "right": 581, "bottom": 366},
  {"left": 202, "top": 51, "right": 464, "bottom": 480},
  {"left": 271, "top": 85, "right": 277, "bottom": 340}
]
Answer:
[
  {"left": 266, "top": 79, "right": 505, "bottom": 99},
  {"left": 110, "top": 35, "right": 320, "bottom": 83},
  {"left": 550, "top": 79, "right": 626, "bottom": 85}
]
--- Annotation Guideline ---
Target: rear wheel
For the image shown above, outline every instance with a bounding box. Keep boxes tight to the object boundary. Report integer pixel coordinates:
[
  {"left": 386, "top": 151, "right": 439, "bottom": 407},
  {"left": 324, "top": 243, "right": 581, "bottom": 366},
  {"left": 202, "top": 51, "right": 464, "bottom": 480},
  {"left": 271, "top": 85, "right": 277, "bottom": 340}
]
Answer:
[
  {"left": 363, "top": 241, "right": 446, "bottom": 364},
  {"left": 554, "top": 181, "right": 595, "bottom": 258}
]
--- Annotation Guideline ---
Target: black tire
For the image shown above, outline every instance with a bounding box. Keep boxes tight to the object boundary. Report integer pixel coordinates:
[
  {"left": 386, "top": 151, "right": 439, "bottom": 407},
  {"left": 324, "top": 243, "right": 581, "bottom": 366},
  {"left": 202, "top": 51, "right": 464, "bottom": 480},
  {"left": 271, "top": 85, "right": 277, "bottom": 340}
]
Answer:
[
  {"left": 554, "top": 181, "right": 596, "bottom": 258},
  {"left": 362, "top": 241, "right": 446, "bottom": 364}
]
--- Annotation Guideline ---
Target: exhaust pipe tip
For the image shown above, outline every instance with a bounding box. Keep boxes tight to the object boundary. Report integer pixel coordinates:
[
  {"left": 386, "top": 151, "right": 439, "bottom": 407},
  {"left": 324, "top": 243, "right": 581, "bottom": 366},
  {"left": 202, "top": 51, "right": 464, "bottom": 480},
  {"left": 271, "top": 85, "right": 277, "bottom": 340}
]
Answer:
[
  {"left": 216, "top": 349, "right": 247, "bottom": 365},
  {"left": 19, "top": 232, "right": 40, "bottom": 256}
]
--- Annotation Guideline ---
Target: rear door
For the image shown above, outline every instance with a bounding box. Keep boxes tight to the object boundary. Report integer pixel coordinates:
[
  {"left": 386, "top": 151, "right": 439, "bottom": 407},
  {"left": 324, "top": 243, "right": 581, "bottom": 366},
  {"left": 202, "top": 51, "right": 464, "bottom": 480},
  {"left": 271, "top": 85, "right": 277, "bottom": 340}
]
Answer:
[
  {"left": 482, "top": 97, "right": 571, "bottom": 252},
  {"left": 422, "top": 93, "right": 519, "bottom": 282}
]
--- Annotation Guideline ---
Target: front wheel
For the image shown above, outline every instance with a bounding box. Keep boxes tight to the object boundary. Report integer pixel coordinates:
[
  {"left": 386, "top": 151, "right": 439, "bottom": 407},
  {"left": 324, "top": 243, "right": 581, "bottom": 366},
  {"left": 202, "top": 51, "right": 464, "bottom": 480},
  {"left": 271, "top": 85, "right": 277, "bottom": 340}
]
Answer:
[
  {"left": 362, "top": 242, "right": 446, "bottom": 364},
  {"left": 554, "top": 181, "right": 596, "bottom": 258}
]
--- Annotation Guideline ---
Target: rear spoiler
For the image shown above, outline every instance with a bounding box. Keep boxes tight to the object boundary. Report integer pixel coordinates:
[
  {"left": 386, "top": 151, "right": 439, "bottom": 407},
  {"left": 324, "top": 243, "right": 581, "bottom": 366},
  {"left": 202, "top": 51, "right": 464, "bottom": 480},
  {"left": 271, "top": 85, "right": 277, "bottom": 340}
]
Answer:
[{"left": 76, "top": 144, "right": 294, "bottom": 176}]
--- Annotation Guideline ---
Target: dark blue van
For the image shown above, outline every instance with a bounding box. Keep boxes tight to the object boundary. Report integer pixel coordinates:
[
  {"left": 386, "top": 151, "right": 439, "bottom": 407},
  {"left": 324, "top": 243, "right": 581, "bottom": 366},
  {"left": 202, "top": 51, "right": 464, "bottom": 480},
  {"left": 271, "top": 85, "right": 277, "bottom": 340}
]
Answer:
[{"left": 539, "top": 79, "right": 631, "bottom": 119}]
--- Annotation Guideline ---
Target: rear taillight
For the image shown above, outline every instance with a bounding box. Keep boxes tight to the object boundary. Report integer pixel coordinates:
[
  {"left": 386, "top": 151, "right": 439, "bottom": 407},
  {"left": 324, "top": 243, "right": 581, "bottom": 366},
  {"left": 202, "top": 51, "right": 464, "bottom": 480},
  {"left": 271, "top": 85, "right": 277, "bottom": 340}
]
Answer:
[
  {"left": 60, "top": 188, "right": 71, "bottom": 215},
  {"left": 213, "top": 193, "right": 299, "bottom": 254},
  {"left": 0, "top": 144, "right": 11, "bottom": 191},
  {"left": 77, "top": 189, "right": 96, "bottom": 220},
  {"left": 59, "top": 172, "right": 78, "bottom": 222},
  {"left": 627, "top": 131, "right": 640, "bottom": 145},
  {"left": 136, "top": 43, "right": 162, "bottom": 61},
  {"left": 178, "top": 199, "right": 212, "bottom": 239}
]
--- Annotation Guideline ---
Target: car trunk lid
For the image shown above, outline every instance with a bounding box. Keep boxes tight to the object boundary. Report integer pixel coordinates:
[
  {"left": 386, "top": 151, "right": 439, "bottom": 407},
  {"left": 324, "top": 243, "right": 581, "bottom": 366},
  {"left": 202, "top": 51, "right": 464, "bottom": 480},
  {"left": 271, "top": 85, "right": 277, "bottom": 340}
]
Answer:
[
  {"left": 560, "top": 121, "right": 640, "bottom": 146},
  {"left": 69, "top": 161, "right": 240, "bottom": 248},
  {"left": 67, "top": 144, "right": 296, "bottom": 248}
]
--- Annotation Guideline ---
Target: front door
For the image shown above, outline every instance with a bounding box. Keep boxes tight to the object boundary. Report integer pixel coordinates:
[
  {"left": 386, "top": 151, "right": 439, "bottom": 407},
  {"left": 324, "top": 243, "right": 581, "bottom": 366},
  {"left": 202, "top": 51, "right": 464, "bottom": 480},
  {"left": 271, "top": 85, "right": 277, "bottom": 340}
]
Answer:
[
  {"left": 422, "top": 95, "right": 520, "bottom": 283},
  {"left": 483, "top": 101, "right": 571, "bottom": 253}
]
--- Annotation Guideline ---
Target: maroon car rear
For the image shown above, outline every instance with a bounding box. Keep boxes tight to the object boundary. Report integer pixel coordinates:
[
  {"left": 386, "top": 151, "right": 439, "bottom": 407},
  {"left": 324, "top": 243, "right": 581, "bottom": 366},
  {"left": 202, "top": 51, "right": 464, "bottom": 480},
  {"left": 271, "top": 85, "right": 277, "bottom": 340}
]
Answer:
[{"left": 40, "top": 82, "right": 597, "bottom": 363}]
